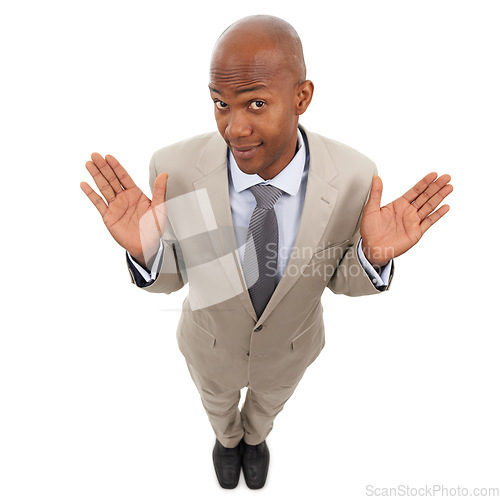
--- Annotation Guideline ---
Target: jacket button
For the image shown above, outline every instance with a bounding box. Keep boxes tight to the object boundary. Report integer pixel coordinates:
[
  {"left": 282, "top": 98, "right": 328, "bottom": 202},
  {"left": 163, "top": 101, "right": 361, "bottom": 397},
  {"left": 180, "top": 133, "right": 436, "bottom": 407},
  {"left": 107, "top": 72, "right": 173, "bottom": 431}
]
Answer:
[{"left": 253, "top": 325, "right": 263, "bottom": 332}]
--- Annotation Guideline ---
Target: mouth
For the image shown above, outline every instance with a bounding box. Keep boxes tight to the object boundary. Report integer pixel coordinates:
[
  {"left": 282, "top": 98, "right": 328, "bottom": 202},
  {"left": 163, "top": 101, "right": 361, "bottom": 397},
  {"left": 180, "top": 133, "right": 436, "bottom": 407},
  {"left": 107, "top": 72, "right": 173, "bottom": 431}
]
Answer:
[{"left": 230, "top": 143, "right": 262, "bottom": 160}]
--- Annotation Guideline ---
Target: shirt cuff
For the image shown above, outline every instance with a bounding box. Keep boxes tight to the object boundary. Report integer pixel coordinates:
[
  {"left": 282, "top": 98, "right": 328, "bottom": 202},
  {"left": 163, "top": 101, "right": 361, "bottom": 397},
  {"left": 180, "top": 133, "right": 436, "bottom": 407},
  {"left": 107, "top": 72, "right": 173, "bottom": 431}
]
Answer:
[
  {"left": 126, "top": 239, "right": 164, "bottom": 282},
  {"left": 357, "top": 238, "right": 393, "bottom": 288}
]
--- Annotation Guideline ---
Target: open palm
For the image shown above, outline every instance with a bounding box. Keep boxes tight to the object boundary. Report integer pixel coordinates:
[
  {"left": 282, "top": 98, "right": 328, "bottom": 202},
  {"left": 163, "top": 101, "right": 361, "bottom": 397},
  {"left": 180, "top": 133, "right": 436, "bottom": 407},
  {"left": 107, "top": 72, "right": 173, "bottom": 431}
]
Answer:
[
  {"left": 360, "top": 172, "right": 453, "bottom": 267},
  {"left": 80, "top": 153, "right": 168, "bottom": 266}
]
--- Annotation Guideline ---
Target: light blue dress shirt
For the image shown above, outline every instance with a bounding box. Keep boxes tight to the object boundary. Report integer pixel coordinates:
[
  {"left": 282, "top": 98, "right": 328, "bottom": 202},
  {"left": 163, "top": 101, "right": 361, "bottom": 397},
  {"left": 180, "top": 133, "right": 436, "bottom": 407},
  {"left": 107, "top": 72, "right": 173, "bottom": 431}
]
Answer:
[
  {"left": 128, "top": 129, "right": 392, "bottom": 287},
  {"left": 228, "top": 127, "right": 308, "bottom": 280}
]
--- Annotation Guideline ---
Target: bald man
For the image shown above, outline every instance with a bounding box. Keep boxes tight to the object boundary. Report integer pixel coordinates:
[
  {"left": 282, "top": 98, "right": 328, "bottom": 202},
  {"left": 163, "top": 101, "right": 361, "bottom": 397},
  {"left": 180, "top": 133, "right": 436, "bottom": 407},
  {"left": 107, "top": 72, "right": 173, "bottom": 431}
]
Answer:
[{"left": 81, "top": 15, "right": 452, "bottom": 490}]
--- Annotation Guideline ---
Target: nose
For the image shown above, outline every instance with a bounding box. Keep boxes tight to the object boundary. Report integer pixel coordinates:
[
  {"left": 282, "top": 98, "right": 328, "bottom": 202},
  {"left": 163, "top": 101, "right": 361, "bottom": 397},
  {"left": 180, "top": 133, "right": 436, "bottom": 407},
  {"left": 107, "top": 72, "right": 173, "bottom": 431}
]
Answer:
[{"left": 225, "top": 110, "right": 252, "bottom": 139}]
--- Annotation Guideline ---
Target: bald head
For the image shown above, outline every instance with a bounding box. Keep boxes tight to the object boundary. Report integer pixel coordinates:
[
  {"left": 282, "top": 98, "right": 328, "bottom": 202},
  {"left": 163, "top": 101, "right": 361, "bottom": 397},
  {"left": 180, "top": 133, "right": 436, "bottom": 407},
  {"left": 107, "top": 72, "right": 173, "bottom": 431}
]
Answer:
[
  {"left": 208, "top": 15, "right": 314, "bottom": 180},
  {"left": 211, "top": 15, "right": 306, "bottom": 85}
]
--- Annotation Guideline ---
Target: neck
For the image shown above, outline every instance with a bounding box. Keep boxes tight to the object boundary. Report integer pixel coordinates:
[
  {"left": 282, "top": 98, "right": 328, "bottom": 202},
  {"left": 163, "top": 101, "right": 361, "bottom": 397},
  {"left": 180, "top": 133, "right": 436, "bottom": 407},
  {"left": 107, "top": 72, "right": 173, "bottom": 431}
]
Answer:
[{"left": 257, "top": 138, "right": 299, "bottom": 180}]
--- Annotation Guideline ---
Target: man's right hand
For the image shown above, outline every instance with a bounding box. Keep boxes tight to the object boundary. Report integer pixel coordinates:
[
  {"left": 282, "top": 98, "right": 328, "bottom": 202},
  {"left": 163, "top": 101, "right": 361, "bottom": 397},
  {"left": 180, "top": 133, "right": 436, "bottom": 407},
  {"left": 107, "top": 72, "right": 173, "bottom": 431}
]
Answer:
[{"left": 80, "top": 153, "right": 168, "bottom": 269}]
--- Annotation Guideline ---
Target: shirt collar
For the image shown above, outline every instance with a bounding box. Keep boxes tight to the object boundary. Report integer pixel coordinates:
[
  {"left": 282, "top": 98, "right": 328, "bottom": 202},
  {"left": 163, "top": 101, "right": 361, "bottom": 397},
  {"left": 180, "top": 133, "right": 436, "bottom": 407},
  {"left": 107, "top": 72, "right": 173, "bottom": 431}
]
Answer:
[{"left": 229, "top": 128, "right": 306, "bottom": 196}]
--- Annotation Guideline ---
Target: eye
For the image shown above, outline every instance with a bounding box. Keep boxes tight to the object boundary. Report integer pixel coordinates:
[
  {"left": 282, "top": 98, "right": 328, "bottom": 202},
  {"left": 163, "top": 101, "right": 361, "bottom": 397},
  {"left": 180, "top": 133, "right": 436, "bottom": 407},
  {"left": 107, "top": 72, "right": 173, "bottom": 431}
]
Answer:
[
  {"left": 249, "top": 101, "right": 265, "bottom": 110},
  {"left": 214, "top": 100, "right": 228, "bottom": 110}
]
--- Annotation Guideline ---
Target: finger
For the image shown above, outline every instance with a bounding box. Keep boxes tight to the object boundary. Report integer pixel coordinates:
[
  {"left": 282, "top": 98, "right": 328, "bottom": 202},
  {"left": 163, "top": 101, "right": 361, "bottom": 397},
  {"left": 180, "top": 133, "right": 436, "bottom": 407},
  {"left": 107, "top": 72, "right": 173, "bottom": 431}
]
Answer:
[
  {"left": 412, "top": 174, "right": 452, "bottom": 211},
  {"left": 420, "top": 204, "right": 450, "bottom": 234},
  {"left": 364, "top": 175, "right": 383, "bottom": 214},
  {"left": 104, "top": 154, "right": 138, "bottom": 190},
  {"left": 80, "top": 181, "right": 108, "bottom": 217},
  {"left": 417, "top": 183, "right": 453, "bottom": 220},
  {"left": 402, "top": 172, "right": 438, "bottom": 203},
  {"left": 91, "top": 152, "right": 124, "bottom": 195},
  {"left": 85, "top": 159, "right": 117, "bottom": 204}
]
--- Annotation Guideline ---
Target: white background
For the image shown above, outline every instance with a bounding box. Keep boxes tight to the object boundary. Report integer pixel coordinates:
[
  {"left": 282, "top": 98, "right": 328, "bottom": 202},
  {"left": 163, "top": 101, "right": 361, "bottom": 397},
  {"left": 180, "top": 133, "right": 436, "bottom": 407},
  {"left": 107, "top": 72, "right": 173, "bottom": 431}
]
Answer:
[{"left": 1, "top": 0, "right": 499, "bottom": 498}]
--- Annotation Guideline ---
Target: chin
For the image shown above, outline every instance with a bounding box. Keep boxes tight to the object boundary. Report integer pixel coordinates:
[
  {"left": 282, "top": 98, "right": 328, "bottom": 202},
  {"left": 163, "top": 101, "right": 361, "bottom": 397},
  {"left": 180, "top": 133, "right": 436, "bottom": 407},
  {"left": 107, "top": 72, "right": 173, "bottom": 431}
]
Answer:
[{"left": 235, "top": 161, "right": 262, "bottom": 176}]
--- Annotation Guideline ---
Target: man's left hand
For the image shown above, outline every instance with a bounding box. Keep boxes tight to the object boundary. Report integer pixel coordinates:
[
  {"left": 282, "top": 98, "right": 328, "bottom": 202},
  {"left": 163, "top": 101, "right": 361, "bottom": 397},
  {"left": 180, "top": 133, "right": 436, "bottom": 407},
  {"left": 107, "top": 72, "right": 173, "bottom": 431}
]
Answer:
[{"left": 360, "top": 172, "right": 453, "bottom": 268}]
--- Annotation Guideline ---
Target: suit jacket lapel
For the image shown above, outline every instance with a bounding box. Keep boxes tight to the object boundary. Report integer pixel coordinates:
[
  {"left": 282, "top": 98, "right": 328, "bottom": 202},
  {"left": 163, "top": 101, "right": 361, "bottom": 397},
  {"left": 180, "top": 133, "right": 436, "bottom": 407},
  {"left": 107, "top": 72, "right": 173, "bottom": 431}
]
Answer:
[
  {"left": 192, "top": 133, "right": 258, "bottom": 321},
  {"left": 255, "top": 127, "right": 339, "bottom": 326}
]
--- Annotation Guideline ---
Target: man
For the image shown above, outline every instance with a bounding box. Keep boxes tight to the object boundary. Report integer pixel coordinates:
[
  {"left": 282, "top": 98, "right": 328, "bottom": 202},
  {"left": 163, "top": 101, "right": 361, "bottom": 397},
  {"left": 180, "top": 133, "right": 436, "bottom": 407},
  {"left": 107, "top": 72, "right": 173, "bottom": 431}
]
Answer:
[{"left": 80, "top": 15, "right": 452, "bottom": 489}]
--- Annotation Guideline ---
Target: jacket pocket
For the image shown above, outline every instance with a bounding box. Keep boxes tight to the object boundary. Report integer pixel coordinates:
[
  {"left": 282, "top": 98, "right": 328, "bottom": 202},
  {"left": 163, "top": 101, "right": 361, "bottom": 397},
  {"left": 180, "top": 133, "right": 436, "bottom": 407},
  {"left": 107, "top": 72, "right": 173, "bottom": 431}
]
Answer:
[
  {"left": 184, "top": 315, "right": 216, "bottom": 348},
  {"left": 291, "top": 315, "right": 322, "bottom": 352}
]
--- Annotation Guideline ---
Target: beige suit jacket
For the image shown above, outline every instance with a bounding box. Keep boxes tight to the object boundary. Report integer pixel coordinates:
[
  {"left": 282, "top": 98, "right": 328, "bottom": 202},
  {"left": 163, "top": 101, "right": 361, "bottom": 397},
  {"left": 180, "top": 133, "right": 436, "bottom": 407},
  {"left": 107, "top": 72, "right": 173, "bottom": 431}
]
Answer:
[{"left": 127, "top": 126, "right": 393, "bottom": 392}]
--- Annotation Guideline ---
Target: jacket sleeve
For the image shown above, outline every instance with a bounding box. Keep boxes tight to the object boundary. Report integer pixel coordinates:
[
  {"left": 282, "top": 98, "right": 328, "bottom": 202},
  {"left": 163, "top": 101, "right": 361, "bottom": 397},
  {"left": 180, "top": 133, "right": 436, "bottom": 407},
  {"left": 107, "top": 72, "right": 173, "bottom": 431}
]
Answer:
[
  {"left": 326, "top": 232, "right": 394, "bottom": 296},
  {"left": 125, "top": 152, "right": 187, "bottom": 294},
  {"left": 327, "top": 168, "right": 394, "bottom": 296}
]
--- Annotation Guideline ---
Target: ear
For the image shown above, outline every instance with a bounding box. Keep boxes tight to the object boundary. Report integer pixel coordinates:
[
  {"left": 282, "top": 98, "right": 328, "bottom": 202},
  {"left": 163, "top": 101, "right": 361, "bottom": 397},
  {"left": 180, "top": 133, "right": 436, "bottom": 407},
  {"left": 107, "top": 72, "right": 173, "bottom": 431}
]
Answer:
[{"left": 295, "top": 80, "right": 314, "bottom": 115}]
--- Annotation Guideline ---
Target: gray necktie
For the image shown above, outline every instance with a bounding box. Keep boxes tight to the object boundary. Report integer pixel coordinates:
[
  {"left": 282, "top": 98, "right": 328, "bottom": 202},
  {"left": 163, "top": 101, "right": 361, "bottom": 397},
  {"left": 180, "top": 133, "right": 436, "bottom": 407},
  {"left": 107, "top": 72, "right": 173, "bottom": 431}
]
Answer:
[{"left": 243, "top": 184, "right": 284, "bottom": 318}]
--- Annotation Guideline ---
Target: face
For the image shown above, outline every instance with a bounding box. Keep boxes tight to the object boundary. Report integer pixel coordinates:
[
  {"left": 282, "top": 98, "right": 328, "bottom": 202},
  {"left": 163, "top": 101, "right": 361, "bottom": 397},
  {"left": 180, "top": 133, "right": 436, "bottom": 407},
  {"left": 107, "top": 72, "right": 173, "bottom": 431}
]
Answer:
[{"left": 209, "top": 48, "right": 313, "bottom": 180}]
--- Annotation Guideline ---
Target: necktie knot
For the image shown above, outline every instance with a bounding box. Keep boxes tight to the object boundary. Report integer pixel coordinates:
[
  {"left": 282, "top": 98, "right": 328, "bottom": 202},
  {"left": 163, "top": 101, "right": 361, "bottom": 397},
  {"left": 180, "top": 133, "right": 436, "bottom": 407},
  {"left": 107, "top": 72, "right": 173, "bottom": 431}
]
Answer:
[{"left": 249, "top": 184, "right": 283, "bottom": 210}]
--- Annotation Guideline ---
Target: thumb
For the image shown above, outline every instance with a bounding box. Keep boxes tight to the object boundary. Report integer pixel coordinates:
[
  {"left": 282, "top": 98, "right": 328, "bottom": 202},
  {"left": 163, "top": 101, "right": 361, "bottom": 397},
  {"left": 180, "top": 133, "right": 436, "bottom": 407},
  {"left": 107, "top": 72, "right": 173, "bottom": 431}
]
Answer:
[
  {"left": 151, "top": 172, "right": 168, "bottom": 232},
  {"left": 151, "top": 172, "right": 168, "bottom": 206},
  {"left": 364, "top": 174, "right": 383, "bottom": 213}
]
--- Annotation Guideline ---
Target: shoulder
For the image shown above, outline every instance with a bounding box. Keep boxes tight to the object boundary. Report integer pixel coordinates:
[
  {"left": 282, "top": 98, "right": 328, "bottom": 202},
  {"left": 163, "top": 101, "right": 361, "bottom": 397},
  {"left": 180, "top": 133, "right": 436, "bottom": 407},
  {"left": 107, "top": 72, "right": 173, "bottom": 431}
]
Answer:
[
  {"left": 147, "top": 130, "right": 225, "bottom": 198},
  {"left": 302, "top": 127, "right": 378, "bottom": 205},
  {"left": 305, "top": 129, "right": 377, "bottom": 177},
  {"left": 151, "top": 131, "right": 221, "bottom": 173}
]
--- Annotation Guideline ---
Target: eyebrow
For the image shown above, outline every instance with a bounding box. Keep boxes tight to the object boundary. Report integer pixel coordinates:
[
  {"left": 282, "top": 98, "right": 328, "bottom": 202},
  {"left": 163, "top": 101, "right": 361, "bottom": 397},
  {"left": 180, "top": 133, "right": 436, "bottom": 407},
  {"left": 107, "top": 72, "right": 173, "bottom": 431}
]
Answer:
[{"left": 208, "top": 84, "right": 270, "bottom": 96}]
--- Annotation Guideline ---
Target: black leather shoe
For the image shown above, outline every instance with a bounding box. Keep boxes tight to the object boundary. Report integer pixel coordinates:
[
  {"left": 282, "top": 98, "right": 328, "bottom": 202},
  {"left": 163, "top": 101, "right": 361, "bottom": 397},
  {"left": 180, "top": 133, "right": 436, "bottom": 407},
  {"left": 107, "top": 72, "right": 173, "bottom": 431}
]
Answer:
[
  {"left": 241, "top": 440, "right": 270, "bottom": 489},
  {"left": 212, "top": 439, "right": 242, "bottom": 489}
]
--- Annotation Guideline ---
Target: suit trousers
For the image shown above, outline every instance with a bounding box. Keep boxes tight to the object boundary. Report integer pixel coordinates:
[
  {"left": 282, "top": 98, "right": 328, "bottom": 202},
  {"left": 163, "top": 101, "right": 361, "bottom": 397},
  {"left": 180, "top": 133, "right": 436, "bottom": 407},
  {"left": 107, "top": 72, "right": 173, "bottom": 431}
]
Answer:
[{"left": 185, "top": 360, "right": 305, "bottom": 448}]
